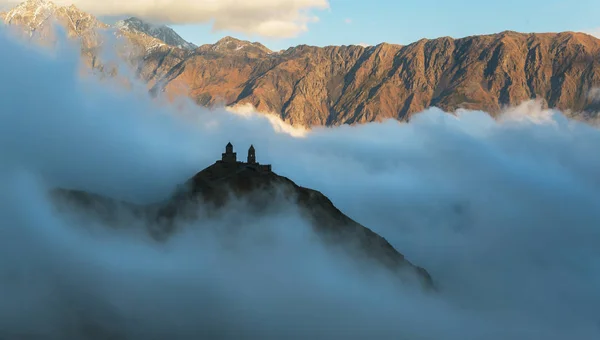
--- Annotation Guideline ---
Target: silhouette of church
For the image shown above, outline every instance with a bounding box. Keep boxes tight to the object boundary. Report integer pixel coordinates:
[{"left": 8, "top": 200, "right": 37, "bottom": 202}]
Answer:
[
  {"left": 221, "top": 142, "right": 236, "bottom": 163},
  {"left": 219, "top": 142, "right": 272, "bottom": 173}
]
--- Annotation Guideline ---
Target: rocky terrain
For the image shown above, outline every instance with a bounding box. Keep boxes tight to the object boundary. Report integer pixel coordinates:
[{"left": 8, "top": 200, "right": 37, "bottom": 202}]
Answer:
[
  {"left": 3, "top": 0, "right": 600, "bottom": 127},
  {"left": 152, "top": 31, "right": 600, "bottom": 127},
  {"left": 0, "top": 0, "right": 191, "bottom": 77},
  {"left": 0, "top": 0, "right": 107, "bottom": 66},
  {"left": 115, "top": 17, "right": 197, "bottom": 50},
  {"left": 50, "top": 146, "right": 434, "bottom": 290}
]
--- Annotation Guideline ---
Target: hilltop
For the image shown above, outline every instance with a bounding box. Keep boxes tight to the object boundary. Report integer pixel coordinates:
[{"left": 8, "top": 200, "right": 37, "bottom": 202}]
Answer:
[{"left": 51, "top": 143, "right": 434, "bottom": 289}]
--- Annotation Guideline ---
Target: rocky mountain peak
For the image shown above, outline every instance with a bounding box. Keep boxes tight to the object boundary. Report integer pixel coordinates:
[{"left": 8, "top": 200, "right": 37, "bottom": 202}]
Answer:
[
  {"left": 115, "top": 16, "right": 196, "bottom": 50},
  {"left": 2, "top": 0, "right": 105, "bottom": 36},
  {"left": 215, "top": 36, "right": 243, "bottom": 44},
  {"left": 2, "top": 0, "right": 57, "bottom": 27},
  {"left": 198, "top": 35, "right": 273, "bottom": 56}
]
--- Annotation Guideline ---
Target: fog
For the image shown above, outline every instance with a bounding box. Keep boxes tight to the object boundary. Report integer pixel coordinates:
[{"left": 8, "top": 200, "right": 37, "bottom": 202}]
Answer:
[
  {"left": 590, "top": 88, "right": 600, "bottom": 102},
  {"left": 0, "top": 27, "right": 599, "bottom": 339},
  {"left": 0, "top": 0, "right": 329, "bottom": 38}
]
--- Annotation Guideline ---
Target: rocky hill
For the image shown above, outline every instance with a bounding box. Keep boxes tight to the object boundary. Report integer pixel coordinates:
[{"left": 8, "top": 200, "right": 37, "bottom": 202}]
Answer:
[
  {"left": 3, "top": 1, "right": 600, "bottom": 127},
  {"left": 50, "top": 144, "right": 434, "bottom": 290}
]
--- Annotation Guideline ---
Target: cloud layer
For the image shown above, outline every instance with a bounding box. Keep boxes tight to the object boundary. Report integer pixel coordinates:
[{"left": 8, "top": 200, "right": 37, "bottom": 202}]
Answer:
[
  {"left": 583, "top": 27, "right": 600, "bottom": 38},
  {"left": 1, "top": 0, "right": 329, "bottom": 38},
  {"left": 1, "top": 27, "right": 600, "bottom": 339},
  {"left": 589, "top": 87, "right": 600, "bottom": 102}
]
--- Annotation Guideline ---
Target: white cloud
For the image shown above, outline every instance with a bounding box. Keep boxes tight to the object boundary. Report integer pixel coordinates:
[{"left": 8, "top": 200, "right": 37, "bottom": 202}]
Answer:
[
  {"left": 589, "top": 88, "right": 600, "bottom": 102},
  {"left": 1, "top": 27, "right": 600, "bottom": 339},
  {"left": 581, "top": 27, "right": 600, "bottom": 38},
  {"left": 357, "top": 42, "right": 370, "bottom": 47},
  {"left": 495, "top": 99, "right": 559, "bottom": 124},
  {"left": 226, "top": 103, "right": 309, "bottom": 138},
  {"left": 344, "top": 18, "right": 352, "bottom": 24},
  {"left": 0, "top": 0, "right": 330, "bottom": 38}
]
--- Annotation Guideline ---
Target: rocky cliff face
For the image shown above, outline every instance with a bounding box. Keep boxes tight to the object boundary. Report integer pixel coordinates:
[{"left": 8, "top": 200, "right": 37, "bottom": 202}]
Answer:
[
  {"left": 115, "top": 17, "right": 196, "bottom": 50},
  {"left": 152, "top": 31, "right": 600, "bottom": 126},
  {"left": 3, "top": 1, "right": 600, "bottom": 127}
]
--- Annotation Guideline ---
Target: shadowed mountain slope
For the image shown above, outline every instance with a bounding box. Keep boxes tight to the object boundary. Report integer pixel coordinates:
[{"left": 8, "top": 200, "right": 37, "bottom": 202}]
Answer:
[{"left": 50, "top": 144, "right": 433, "bottom": 290}]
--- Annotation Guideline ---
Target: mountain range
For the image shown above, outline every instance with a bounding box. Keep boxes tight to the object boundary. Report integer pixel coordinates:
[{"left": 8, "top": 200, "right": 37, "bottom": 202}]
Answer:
[{"left": 2, "top": 0, "right": 600, "bottom": 127}]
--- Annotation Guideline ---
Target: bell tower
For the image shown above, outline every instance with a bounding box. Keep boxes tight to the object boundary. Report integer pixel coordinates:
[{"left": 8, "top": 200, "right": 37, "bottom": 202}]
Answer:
[
  {"left": 221, "top": 142, "right": 237, "bottom": 163},
  {"left": 247, "top": 145, "right": 256, "bottom": 164}
]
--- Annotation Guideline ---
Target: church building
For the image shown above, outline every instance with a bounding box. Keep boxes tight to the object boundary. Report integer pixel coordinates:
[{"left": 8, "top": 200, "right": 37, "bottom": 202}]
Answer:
[{"left": 219, "top": 142, "right": 272, "bottom": 173}]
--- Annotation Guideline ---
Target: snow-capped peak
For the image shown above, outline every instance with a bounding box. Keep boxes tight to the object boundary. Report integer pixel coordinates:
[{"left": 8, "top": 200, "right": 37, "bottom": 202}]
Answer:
[
  {"left": 115, "top": 17, "right": 196, "bottom": 50},
  {"left": 4, "top": 0, "right": 57, "bottom": 25},
  {"left": 207, "top": 36, "right": 273, "bottom": 55}
]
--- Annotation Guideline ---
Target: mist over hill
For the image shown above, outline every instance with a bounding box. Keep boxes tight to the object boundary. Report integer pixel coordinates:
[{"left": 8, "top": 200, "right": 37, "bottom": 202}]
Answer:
[{"left": 1, "top": 23, "right": 600, "bottom": 340}]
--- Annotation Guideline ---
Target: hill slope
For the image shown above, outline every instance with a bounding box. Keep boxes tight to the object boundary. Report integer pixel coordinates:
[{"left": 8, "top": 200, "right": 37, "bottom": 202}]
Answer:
[{"left": 50, "top": 156, "right": 434, "bottom": 290}]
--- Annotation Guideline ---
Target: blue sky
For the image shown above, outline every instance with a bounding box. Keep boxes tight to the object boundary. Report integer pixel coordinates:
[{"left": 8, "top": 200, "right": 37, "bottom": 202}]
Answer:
[{"left": 172, "top": 0, "right": 600, "bottom": 50}]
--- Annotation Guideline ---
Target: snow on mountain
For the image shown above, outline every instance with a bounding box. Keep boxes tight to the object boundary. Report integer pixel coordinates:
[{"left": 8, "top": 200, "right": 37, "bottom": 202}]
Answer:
[
  {"left": 0, "top": 0, "right": 107, "bottom": 46},
  {"left": 196, "top": 36, "right": 273, "bottom": 57},
  {"left": 115, "top": 17, "right": 196, "bottom": 50},
  {"left": 2, "top": 0, "right": 58, "bottom": 31}
]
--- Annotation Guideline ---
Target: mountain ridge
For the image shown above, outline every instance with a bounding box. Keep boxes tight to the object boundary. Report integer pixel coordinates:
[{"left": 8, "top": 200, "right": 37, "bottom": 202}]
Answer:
[
  {"left": 115, "top": 16, "right": 196, "bottom": 50},
  {"left": 0, "top": 0, "right": 192, "bottom": 52},
  {"left": 196, "top": 35, "right": 274, "bottom": 57},
  {"left": 146, "top": 30, "right": 600, "bottom": 126},
  {"left": 2, "top": 0, "right": 600, "bottom": 127}
]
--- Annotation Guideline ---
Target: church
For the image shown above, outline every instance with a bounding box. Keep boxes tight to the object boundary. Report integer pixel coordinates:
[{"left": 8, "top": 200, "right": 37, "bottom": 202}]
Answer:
[{"left": 219, "top": 142, "right": 272, "bottom": 173}]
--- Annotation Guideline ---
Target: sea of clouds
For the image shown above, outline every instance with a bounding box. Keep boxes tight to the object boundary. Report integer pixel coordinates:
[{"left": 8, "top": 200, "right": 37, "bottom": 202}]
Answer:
[{"left": 0, "top": 27, "right": 599, "bottom": 339}]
